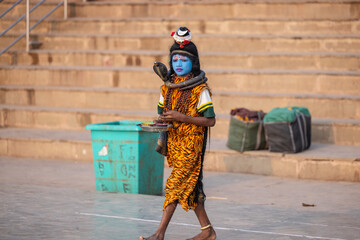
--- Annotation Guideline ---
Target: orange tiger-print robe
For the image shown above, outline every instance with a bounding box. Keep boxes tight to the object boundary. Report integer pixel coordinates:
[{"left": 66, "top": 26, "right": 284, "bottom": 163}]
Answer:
[{"left": 161, "top": 77, "right": 208, "bottom": 211}]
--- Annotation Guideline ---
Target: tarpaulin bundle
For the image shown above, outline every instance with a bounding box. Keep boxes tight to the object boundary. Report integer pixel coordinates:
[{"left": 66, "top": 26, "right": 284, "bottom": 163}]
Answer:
[
  {"left": 227, "top": 108, "right": 267, "bottom": 152},
  {"left": 264, "top": 106, "right": 311, "bottom": 153}
]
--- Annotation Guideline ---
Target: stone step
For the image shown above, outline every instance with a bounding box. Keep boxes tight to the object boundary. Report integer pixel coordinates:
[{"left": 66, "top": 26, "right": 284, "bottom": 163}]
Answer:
[
  {"left": 1, "top": 65, "right": 359, "bottom": 95},
  {"left": 2, "top": 18, "right": 360, "bottom": 35},
  {"left": 2, "top": 33, "right": 360, "bottom": 52},
  {"left": 0, "top": 3, "right": 65, "bottom": 19},
  {"left": 2, "top": 1, "right": 359, "bottom": 20},
  {"left": 2, "top": 50, "right": 360, "bottom": 72},
  {"left": 1, "top": 104, "right": 359, "bottom": 146},
  {"left": 2, "top": 0, "right": 81, "bottom": 2},
  {"left": 0, "top": 127, "right": 359, "bottom": 182},
  {"left": 0, "top": 85, "right": 359, "bottom": 119}
]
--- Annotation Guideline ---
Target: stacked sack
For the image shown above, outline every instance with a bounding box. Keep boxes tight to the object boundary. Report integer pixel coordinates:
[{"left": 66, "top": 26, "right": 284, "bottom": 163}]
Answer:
[
  {"left": 264, "top": 106, "right": 311, "bottom": 153},
  {"left": 227, "top": 106, "right": 311, "bottom": 153},
  {"left": 227, "top": 108, "right": 267, "bottom": 152}
]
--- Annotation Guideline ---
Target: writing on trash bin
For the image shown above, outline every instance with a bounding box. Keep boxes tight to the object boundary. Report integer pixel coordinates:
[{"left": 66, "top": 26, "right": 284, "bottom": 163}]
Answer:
[
  {"left": 123, "top": 183, "right": 131, "bottom": 193},
  {"left": 94, "top": 143, "right": 141, "bottom": 193},
  {"left": 98, "top": 162, "right": 105, "bottom": 176},
  {"left": 120, "top": 164, "right": 136, "bottom": 179},
  {"left": 119, "top": 146, "right": 136, "bottom": 193},
  {"left": 101, "top": 184, "right": 108, "bottom": 191}
]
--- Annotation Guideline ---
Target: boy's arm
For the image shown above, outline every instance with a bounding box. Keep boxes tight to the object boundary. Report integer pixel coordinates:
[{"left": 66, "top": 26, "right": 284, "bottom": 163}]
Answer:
[{"left": 159, "top": 110, "right": 216, "bottom": 127}]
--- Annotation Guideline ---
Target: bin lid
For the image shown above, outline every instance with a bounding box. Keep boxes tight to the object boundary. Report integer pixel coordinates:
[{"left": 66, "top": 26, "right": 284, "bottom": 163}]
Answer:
[{"left": 86, "top": 120, "right": 145, "bottom": 131}]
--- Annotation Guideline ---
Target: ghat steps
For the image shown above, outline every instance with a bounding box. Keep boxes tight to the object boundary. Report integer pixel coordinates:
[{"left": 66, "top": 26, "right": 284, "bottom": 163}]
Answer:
[
  {"left": 1, "top": 1, "right": 360, "bottom": 19},
  {"left": 0, "top": 0, "right": 359, "bottom": 181},
  {"left": 0, "top": 127, "right": 359, "bottom": 182},
  {"left": 0, "top": 105, "right": 359, "bottom": 146},
  {"left": 0, "top": 85, "right": 359, "bottom": 119},
  {"left": 2, "top": 33, "right": 360, "bottom": 52},
  {"left": 1, "top": 50, "right": 360, "bottom": 72},
  {"left": 1, "top": 17, "right": 360, "bottom": 35},
  {"left": 1, "top": 64, "right": 359, "bottom": 94}
]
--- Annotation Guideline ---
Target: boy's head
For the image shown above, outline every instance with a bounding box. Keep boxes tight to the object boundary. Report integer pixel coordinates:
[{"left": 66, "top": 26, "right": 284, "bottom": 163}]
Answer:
[
  {"left": 169, "top": 27, "right": 201, "bottom": 77},
  {"left": 172, "top": 54, "right": 193, "bottom": 77}
]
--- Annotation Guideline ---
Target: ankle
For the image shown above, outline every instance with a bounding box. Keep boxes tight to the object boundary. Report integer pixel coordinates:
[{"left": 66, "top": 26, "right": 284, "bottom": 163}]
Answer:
[
  {"left": 201, "top": 228, "right": 211, "bottom": 235},
  {"left": 154, "top": 231, "right": 164, "bottom": 239},
  {"left": 200, "top": 224, "right": 213, "bottom": 231}
]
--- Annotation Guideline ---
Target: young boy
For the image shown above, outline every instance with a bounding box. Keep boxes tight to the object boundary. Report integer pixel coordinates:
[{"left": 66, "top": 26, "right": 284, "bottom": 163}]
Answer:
[{"left": 140, "top": 27, "right": 216, "bottom": 240}]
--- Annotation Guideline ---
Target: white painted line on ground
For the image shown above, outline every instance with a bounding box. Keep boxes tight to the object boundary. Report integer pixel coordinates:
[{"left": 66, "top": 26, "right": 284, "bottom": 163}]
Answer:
[
  {"left": 207, "top": 196, "right": 228, "bottom": 200},
  {"left": 272, "top": 220, "right": 360, "bottom": 231},
  {"left": 77, "top": 212, "right": 348, "bottom": 240}
]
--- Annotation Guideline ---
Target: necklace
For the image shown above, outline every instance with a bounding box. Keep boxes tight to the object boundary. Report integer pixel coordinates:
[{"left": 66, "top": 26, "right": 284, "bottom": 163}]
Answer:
[{"left": 164, "top": 74, "right": 193, "bottom": 115}]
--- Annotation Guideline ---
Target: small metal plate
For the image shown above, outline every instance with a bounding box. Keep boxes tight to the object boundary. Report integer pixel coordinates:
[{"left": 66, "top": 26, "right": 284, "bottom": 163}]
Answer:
[{"left": 137, "top": 123, "right": 173, "bottom": 132}]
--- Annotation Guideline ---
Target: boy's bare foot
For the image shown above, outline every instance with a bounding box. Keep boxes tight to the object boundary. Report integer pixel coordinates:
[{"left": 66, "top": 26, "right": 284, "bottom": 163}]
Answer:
[
  {"left": 186, "top": 227, "right": 216, "bottom": 240},
  {"left": 139, "top": 233, "right": 164, "bottom": 240}
]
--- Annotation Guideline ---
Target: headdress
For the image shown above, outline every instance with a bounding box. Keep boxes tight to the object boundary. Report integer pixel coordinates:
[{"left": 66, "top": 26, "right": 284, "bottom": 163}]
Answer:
[
  {"left": 171, "top": 26, "right": 192, "bottom": 49},
  {"left": 152, "top": 26, "right": 207, "bottom": 90}
]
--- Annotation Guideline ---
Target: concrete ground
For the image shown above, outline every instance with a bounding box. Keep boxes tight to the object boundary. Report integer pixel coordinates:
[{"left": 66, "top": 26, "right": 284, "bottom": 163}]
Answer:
[{"left": 0, "top": 156, "right": 360, "bottom": 240}]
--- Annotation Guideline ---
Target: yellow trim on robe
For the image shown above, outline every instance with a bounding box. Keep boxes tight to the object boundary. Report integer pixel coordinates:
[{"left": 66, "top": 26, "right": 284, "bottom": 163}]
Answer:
[{"left": 197, "top": 102, "right": 213, "bottom": 112}]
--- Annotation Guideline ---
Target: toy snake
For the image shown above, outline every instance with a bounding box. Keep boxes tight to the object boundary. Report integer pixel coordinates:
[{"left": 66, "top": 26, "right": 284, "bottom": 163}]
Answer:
[{"left": 153, "top": 62, "right": 207, "bottom": 91}]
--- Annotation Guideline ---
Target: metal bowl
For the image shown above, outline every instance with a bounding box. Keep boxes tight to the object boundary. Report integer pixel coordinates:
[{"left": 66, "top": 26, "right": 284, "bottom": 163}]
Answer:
[{"left": 137, "top": 123, "right": 173, "bottom": 132}]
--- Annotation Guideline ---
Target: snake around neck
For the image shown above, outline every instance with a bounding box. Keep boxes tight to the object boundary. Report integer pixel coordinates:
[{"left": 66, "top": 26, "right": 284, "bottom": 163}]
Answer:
[{"left": 153, "top": 62, "right": 208, "bottom": 91}]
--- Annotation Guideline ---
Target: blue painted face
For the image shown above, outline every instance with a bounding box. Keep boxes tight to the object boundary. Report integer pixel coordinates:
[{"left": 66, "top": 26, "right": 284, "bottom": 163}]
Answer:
[{"left": 172, "top": 54, "right": 192, "bottom": 77}]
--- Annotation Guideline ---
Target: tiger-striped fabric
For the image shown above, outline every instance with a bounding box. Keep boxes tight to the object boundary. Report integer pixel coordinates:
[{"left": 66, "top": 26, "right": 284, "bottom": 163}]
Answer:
[{"left": 161, "top": 76, "right": 208, "bottom": 211}]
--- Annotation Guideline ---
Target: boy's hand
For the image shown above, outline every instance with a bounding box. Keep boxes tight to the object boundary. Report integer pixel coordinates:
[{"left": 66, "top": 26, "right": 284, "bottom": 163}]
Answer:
[{"left": 159, "top": 110, "right": 186, "bottom": 122}]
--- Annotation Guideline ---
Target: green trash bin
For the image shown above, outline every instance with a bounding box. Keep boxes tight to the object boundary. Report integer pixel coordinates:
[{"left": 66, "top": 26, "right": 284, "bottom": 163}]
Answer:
[{"left": 85, "top": 120, "right": 164, "bottom": 195}]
